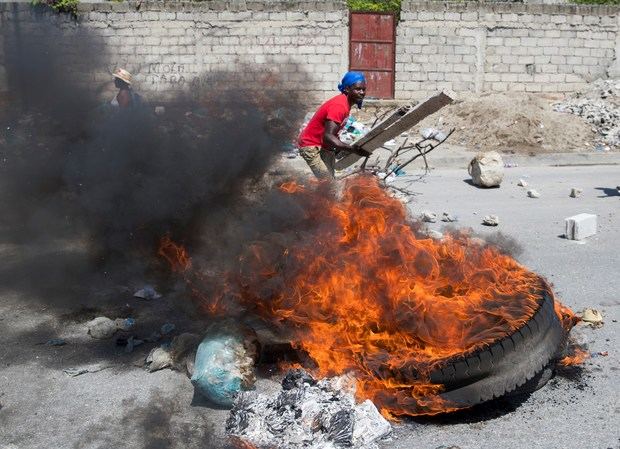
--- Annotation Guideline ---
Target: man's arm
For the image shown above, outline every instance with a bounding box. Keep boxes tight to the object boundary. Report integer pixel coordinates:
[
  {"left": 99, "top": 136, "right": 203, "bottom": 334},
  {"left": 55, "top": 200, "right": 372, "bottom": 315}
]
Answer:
[
  {"left": 323, "top": 121, "right": 370, "bottom": 156},
  {"left": 117, "top": 89, "right": 133, "bottom": 109}
]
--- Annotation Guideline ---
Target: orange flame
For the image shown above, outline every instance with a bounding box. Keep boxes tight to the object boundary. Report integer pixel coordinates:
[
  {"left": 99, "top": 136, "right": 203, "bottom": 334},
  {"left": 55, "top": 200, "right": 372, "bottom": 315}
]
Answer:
[
  {"left": 159, "top": 176, "right": 575, "bottom": 418},
  {"left": 158, "top": 235, "right": 191, "bottom": 272},
  {"left": 559, "top": 347, "right": 590, "bottom": 366}
]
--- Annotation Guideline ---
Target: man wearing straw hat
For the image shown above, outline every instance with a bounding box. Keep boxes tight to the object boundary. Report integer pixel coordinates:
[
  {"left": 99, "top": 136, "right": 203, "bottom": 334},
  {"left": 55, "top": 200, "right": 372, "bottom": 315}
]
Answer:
[{"left": 111, "top": 68, "right": 141, "bottom": 110}]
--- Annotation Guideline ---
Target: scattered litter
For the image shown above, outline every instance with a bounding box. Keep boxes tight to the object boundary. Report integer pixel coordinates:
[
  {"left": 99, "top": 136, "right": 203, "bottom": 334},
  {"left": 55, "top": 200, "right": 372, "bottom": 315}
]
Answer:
[
  {"left": 117, "top": 336, "right": 144, "bottom": 353},
  {"left": 133, "top": 285, "right": 162, "bottom": 300},
  {"left": 517, "top": 179, "right": 528, "bottom": 187},
  {"left": 145, "top": 346, "right": 173, "bottom": 372},
  {"left": 227, "top": 370, "right": 391, "bottom": 449},
  {"left": 468, "top": 151, "right": 504, "bottom": 187},
  {"left": 154, "top": 106, "right": 165, "bottom": 116},
  {"left": 592, "top": 351, "right": 608, "bottom": 358},
  {"left": 421, "top": 211, "right": 437, "bottom": 223},
  {"left": 580, "top": 308, "right": 603, "bottom": 326},
  {"left": 161, "top": 323, "right": 175, "bottom": 335},
  {"left": 569, "top": 188, "right": 583, "bottom": 198},
  {"left": 45, "top": 338, "right": 66, "bottom": 346},
  {"left": 384, "top": 139, "right": 398, "bottom": 147},
  {"left": 527, "top": 189, "right": 540, "bottom": 198},
  {"left": 387, "top": 164, "right": 406, "bottom": 176},
  {"left": 441, "top": 212, "right": 457, "bottom": 222},
  {"left": 383, "top": 173, "right": 396, "bottom": 184},
  {"left": 191, "top": 324, "right": 259, "bottom": 407},
  {"left": 504, "top": 161, "right": 518, "bottom": 168},
  {"left": 421, "top": 127, "right": 447, "bottom": 142},
  {"left": 114, "top": 317, "right": 136, "bottom": 332},
  {"left": 63, "top": 363, "right": 113, "bottom": 377},
  {"left": 339, "top": 116, "right": 371, "bottom": 144},
  {"left": 482, "top": 215, "right": 500, "bottom": 226},
  {"left": 87, "top": 317, "right": 118, "bottom": 339}
]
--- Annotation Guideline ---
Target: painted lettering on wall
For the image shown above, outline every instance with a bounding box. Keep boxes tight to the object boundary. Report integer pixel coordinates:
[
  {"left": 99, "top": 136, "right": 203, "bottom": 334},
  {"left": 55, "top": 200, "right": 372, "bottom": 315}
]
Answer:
[{"left": 147, "top": 63, "right": 186, "bottom": 86}]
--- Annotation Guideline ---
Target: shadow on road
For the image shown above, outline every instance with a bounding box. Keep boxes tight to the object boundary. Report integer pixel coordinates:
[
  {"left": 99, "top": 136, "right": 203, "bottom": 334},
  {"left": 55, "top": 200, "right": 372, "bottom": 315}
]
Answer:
[{"left": 594, "top": 187, "right": 620, "bottom": 198}]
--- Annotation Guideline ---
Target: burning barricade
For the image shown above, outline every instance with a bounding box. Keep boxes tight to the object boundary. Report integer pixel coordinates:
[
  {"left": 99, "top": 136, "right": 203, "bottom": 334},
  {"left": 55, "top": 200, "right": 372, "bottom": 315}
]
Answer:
[{"left": 158, "top": 175, "right": 581, "bottom": 448}]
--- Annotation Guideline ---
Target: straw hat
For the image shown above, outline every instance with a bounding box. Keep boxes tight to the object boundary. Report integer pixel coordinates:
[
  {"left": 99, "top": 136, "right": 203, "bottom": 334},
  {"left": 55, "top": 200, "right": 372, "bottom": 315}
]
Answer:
[{"left": 112, "top": 68, "right": 132, "bottom": 85}]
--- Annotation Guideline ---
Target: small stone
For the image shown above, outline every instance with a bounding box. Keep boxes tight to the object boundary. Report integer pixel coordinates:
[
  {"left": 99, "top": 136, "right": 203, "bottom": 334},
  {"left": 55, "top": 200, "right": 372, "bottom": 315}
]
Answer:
[
  {"left": 46, "top": 338, "right": 66, "bottom": 346},
  {"left": 145, "top": 346, "right": 173, "bottom": 372},
  {"left": 580, "top": 308, "right": 603, "bottom": 326},
  {"left": 441, "top": 212, "right": 457, "bottom": 222},
  {"left": 517, "top": 179, "right": 528, "bottom": 187},
  {"left": 482, "top": 215, "right": 499, "bottom": 226},
  {"left": 527, "top": 189, "right": 540, "bottom": 198},
  {"left": 87, "top": 317, "right": 117, "bottom": 339},
  {"left": 421, "top": 211, "right": 437, "bottom": 223},
  {"left": 134, "top": 285, "right": 162, "bottom": 300},
  {"left": 569, "top": 188, "right": 583, "bottom": 198},
  {"left": 427, "top": 230, "right": 443, "bottom": 240}
]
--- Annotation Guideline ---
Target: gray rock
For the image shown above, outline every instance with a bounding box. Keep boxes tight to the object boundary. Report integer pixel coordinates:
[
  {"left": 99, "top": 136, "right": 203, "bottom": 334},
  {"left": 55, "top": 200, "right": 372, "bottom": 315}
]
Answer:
[
  {"left": 527, "top": 189, "right": 540, "bottom": 198},
  {"left": 427, "top": 230, "right": 444, "bottom": 240},
  {"left": 441, "top": 212, "right": 457, "bottom": 222},
  {"left": 482, "top": 215, "right": 499, "bottom": 226},
  {"left": 86, "top": 317, "right": 117, "bottom": 340},
  {"left": 145, "top": 347, "right": 173, "bottom": 372},
  {"left": 468, "top": 151, "right": 504, "bottom": 187},
  {"left": 569, "top": 187, "right": 583, "bottom": 198},
  {"left": 421, "top": 211, "right": 437, "bottom": 223}
]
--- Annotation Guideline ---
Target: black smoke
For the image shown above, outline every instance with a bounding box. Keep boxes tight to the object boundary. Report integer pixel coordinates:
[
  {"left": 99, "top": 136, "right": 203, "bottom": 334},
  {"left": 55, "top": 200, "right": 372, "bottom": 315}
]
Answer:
[{"left": 0, "top": 11, "right": 308, "bottom": 306}]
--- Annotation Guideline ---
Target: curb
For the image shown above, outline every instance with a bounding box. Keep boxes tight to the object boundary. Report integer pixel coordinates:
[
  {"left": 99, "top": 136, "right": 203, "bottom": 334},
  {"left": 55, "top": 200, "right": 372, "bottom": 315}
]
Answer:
[{"left": 424, "top": 151, "right": 620, "bottom": 170}]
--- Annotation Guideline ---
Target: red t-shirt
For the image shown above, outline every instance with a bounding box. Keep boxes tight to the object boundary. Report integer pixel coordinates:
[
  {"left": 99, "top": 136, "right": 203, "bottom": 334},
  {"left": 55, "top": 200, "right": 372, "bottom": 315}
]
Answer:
[{"left": 298, "top": 94, "right": 351, "bottom": 148}]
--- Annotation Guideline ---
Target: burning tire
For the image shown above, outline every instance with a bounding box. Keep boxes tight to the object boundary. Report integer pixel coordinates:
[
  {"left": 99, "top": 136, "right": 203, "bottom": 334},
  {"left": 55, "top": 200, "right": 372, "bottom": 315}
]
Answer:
[{"left": 428, "top": 288, "right": 566, "bottom": 407}]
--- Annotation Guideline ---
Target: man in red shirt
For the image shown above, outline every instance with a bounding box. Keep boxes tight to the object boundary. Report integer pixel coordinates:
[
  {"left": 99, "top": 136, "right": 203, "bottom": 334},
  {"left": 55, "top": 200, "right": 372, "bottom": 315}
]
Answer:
[{"left": 298, "top": 72, "right": 371, "bottom": 179}]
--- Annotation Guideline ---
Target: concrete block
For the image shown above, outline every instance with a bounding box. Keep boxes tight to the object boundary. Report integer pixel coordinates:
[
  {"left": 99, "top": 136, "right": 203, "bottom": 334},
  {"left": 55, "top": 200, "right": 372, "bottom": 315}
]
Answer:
[{"left": 565, "top": 213, "right": 597, "bottom": 240}]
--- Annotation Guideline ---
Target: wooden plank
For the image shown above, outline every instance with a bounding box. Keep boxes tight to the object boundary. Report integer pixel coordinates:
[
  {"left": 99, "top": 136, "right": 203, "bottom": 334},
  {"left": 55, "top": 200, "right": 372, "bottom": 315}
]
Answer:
[{"left": 335, "top": 91, "right": 454, "bottom": 170}]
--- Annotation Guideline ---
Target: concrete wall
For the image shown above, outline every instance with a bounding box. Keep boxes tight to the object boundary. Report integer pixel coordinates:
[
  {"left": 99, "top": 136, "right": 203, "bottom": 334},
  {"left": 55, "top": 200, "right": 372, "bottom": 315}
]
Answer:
[
  {"left": 0, "top": 0, "right": 350, "bottom": 102},
  {"left": 1, "top": 0, "right": 619, "bottom": 102},
  {"left": 397, "top": 1, "right": 620, "bottom": 99}
]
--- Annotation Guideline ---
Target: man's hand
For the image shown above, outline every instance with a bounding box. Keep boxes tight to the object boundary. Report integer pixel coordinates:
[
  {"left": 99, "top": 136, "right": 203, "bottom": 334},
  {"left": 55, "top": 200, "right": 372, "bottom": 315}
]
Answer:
[{"left": 351, "top": 144, "right": 371, "bottom": 157}]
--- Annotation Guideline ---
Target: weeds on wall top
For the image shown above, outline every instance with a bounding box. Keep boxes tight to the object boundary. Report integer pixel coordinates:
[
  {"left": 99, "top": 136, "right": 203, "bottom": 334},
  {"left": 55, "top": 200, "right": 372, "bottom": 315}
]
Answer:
[
  {"left": 347, "top": 0, "right": 401, "bottom": 13},
  {"left": 32, "top": 0, "right": 79, "bottom": 17}
]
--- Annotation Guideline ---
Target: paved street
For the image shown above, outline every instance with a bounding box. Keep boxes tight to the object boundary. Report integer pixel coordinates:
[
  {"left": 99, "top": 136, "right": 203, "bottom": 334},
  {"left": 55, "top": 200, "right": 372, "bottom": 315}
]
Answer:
[
  {"left": 0, "top": 163, "right": 618, "bottom": 449},
  {"left": 387, "top": 163, "right": 619, "bottom": 449}
]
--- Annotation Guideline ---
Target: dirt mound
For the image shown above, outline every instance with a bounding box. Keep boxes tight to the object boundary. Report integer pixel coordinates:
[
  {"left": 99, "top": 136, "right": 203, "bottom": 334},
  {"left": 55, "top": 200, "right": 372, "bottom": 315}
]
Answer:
[{"left": 416, "top": 92, "right": 594, "bottom": 154}]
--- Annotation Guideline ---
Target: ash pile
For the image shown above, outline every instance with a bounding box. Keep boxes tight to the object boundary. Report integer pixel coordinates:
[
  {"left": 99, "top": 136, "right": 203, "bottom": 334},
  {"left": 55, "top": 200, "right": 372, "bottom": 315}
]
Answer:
[
  {"left": 226, "top": 369, "right": 391, "bottom": 449},
  {"left": 553, "top": 79, "right": 620, "bottom": 149}
]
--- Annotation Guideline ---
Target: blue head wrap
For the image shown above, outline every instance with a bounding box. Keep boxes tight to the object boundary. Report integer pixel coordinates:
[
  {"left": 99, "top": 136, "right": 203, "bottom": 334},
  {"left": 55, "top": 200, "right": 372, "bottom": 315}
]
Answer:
[{"left": 338, "top": 71, "right": 366, "bottom": 93}]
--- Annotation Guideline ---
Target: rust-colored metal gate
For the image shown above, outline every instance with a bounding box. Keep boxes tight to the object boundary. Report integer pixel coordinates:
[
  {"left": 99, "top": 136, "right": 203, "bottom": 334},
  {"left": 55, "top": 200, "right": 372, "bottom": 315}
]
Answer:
[{"left": 349, "top": 12, "right": 396, "bottom": 99}]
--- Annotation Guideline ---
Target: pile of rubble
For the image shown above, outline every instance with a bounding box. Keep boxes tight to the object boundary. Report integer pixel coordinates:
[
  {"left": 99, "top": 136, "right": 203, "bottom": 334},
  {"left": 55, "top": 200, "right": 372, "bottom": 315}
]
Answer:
[
  {"left": 226, "top": 370, "right": 391, "bottom": 449},
  {"left": 553, "top": 79, "right": 620, "bottom": 149}
]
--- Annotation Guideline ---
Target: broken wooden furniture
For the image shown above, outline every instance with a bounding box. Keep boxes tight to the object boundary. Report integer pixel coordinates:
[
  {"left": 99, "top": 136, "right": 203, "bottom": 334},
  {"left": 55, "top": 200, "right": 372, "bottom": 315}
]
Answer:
[{"left": 334, "top": 91, "right": 454, "bottom": 171}]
